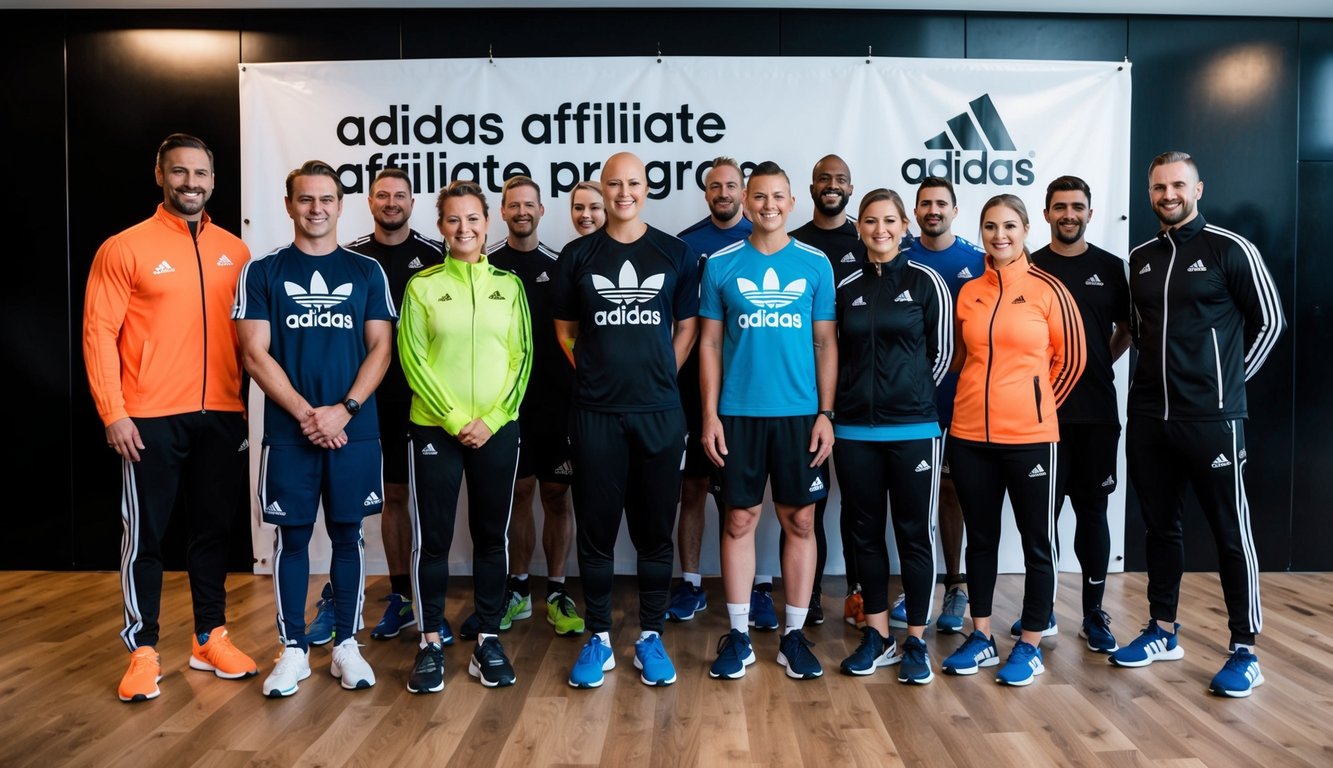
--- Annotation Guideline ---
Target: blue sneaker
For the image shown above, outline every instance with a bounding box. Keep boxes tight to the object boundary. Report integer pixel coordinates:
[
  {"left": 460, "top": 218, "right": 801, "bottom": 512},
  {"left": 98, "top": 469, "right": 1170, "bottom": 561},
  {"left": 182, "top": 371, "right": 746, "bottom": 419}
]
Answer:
[
  {"left": 306, "top": 582, "right": 335, "bottom": 646},
  {"left": 942, "top": 630, "right": 999, "bottom": 675},
  {"left": 898, "top": 636, "right": 934, "bottom": 685},
  {"left": 840, "top": 627, "right": 900, "bottom": 676},
  {"left": 996, "top": 641, "right": 1044, "bottom": 686},
  {"left": 1008, "top": 612, "right": 1058, "bottom": 639},
  {"left": 633, "top": 633, "right": 676, "bottom": 686},
  {"left": 459, "top": 613, "right": 481, "bottom": 641},
  {"left": 888, "top": 593, "right": 908, "bottom": 629},
  {"left": 709, "top": 629, "right": 756, "bottom": 679},
  {"left": 439, "top": 617, "right": 455, "bottom": 647},
  {"left": 750, "top": 584, "right": 778, "bottom": 631},
  {"left": 1108, "top": 621, "right": 1183, "bottom": 667},
  {"left": 666, "top": 582, "right": 707, "bottom": 622},
  {"left": 777, "top": 629, "right": 823, "bottom": 679},
  {"left": 370, "top": 593, "right": 417, "bottom": 640},
  {"left": 935, "top": 586, "right": 968, "bottom": 634},
  {"left": 568, "top": 635, "right": 615, "bottom": 689},
  {"left": 1209, "top": 648, "right": 1264, "bottom": 698},
  {"left": 1079, "top": 610, "right": 1118, "bottom": 653}
]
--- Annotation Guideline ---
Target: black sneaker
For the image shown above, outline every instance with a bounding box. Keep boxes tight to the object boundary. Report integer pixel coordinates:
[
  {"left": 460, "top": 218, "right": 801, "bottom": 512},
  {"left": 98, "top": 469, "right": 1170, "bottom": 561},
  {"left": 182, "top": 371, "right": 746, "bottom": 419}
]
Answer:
[
  {"left": 469, "top": 636, "right": 516, "bottom": 688},
  {"left": 459, "top": 612, "right": 481, "bottom": 641},
  {"left": 407, "top": 642, "right": 444, "bottom": 694},
  {"left": 806, "top": 593, "right": 825, "bottom": 626}
]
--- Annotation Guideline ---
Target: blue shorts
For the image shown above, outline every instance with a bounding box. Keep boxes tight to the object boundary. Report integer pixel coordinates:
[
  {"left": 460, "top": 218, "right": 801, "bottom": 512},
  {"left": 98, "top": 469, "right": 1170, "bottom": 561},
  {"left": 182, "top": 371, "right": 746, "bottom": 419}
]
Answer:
[{"left": 258, "top": 439, "right": 385, "bottom": 526}]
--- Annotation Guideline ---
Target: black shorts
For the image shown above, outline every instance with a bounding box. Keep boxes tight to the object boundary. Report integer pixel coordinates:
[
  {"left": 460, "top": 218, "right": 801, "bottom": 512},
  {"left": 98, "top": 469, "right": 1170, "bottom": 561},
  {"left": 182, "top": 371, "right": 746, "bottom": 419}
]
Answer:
[
  {"left": 718, "top": 414, "right": 827, "bottom": 508},
  {"left": 517, "top": 413, "right": 575, "bottom": 484},
  {"left": 1057, "top": 422, "right": 1121, "bottom": 497}
]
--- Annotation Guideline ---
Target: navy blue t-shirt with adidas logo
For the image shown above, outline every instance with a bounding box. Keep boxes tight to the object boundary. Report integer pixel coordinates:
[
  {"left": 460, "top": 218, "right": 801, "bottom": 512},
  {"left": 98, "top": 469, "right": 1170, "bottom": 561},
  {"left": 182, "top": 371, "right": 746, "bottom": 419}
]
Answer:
[
  {"left": 234, "top": 244, "right": 398, "bottom": 445},
  {"left": 1031, "top": 243, "right": 1130, "bottom": 425},
  {"left": 552, "top": 226, "right": 699, "bottom": 413}
]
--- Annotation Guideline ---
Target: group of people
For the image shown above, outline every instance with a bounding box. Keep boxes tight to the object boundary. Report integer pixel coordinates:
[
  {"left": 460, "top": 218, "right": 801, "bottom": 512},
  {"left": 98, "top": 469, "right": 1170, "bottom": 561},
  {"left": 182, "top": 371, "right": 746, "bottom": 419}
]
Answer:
[{"left": 84, "top": 132, "right": 1283, "bottom": 704}]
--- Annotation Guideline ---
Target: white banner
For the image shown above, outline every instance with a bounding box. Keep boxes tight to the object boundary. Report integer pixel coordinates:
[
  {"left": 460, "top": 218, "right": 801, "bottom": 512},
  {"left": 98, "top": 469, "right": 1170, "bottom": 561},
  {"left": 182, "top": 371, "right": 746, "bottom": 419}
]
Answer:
[{"left": 240, "top": 56, "right": 1132, "bottom": 578}]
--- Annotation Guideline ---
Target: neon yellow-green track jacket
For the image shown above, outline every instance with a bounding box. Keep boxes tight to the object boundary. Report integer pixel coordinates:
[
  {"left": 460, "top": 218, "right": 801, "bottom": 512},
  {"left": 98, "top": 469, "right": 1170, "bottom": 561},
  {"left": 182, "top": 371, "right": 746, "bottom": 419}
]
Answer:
[{"left": 399, "top": 255, "right": 532, "bottom": 436}]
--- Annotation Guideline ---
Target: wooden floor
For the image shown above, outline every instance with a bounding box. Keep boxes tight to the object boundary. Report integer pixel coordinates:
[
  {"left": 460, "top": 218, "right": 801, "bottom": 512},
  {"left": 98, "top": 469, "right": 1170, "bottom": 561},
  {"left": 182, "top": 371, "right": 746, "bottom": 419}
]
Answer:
[{"left": 2, "top": 571, "right": 1331, "bottom": 768}]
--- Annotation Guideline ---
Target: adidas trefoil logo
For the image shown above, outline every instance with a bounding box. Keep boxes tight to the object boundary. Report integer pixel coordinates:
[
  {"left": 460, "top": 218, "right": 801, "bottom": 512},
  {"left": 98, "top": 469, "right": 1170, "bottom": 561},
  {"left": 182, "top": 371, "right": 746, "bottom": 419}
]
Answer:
[
  {"left": 1187, "top": 260, "right": 1207, "bottom": 273},
  {"left": 488, "top": 290, "right": 505, "bottom": 300},
  {"left": 407, "top": 256, "right": 424, "bottom": 269},
  {"left": 264, "top": 501, "right": 285, "bottom": 516},
  {"left": 737, "top": 268, "right": 806, "bottom": 329},
  {"left": 1139, "top": 263, "right": 1152, "bottom": 275},
  {"left": 217, "top": 255, "right": 234, "bottom": 267},
  {"left": 894, "top": 290, "right": 913, "bottom": 303},
  {"left": 153, "top": 260, "right": 176, "bottom": 275},
  {"left": 840, "top": 252, "right": 857, "bottom": 263},
  {"left": 1028, "top": 464, "right": 1047, "bottom": 478},
  {"left": 957, "top": 267, "right": 974, "bottom": 279},
  {"left": 914, "top": 460, "right": 931, "bottom": 473},
  {"left": 421, "top": 443, "right": 438, "bottom": 456},
  {"left": 363, "top": 491, "right": 382, "bottom": 507},
  {"left": 809, "top": 476, "right": 825, "bottom": 492},
  {"left": 1101, "top": 475, "right": 1115, "bottom": 487},
  {"left": 592, "top": 262, "right": 664, "bottom": 326},
  {"left": 1011, "top": 295, "right": 1027, "bottom": 304},
  {"left": 536, "top": 271, "right": 550, "bottom": 283},
  {"left": 1085, "top": 274, "right": 1104, "bottom": 286},
  {"left": 284, "top": 271, "right": 355, "bottom": 329},
  {"left": 852, "top": 296, "right": 866, "bottom": 307},
  {"left": 1211, "top": 454, "right": 1232, "bottom": 469}
]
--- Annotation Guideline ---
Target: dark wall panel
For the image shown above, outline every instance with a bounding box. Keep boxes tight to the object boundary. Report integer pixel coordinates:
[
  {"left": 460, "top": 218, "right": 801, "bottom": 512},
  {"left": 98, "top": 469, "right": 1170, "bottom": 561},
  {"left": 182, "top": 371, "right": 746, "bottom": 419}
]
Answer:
[
  {"left": 966, "top": 14, "right": 1127, "bottom": 61},
  {"left": 778, "top": 11, "right": 966, "bottom": 58},
  {"left": 1299, "top": 21, "right": 1333, "bottom": 161},
  {"left": 3, "top": 12, "right": 73, "bottom": 569},
  {"left": 1123, "top": 17, "right": 1298, "bottom": 571}
]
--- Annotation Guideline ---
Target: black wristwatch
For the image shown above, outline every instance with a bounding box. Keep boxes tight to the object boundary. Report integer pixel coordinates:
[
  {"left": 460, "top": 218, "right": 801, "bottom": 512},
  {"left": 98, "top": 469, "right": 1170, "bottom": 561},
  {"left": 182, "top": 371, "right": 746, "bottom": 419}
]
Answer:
[
  {"left": 819, "top": 410, "right": 835, "bottom": 422},
  {"left": 343, "top": 398, "right": 361, "bottom": 416}
]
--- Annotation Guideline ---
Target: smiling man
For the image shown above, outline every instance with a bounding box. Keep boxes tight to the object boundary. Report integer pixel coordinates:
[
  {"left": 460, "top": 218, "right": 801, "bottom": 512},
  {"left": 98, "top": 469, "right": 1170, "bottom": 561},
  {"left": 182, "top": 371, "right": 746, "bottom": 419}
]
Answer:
[{"left": 552, "top": 151, "right": 699, "bottom": 689}]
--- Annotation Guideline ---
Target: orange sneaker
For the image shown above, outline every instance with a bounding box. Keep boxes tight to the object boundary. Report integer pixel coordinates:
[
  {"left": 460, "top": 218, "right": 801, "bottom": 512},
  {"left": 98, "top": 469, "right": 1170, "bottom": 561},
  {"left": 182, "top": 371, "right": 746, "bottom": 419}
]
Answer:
[
  {"left": 190, "top": 626, "right": 258, "bottom": 679},
  {"left": 844, "top": 591, "right": 866, "bottom": 628},
  {"left": 119, "top": 646, "right": 162, "bottom": 702}
]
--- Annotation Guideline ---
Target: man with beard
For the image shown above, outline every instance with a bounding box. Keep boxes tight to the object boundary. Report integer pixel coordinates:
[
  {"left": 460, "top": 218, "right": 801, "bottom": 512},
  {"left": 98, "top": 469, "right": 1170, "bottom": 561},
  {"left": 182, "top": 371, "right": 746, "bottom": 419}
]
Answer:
[
  {"left": 1025, "top": 176, "right": 1131, "bottom": 654},
  {"left": 305, "top": 168, "right": 445, "bottom": 648},
  {"left": 893, "top": 177, "right": 985, "bottom": 635},
  {"left": 787, "top": 154, "right": 860, "bottom": 627},
  {"left": 1110, "top": 152, "right": 1284, "bottom": 699},
  {"left": 85, "top": 133, "right": 257, "bottom": 701},
  {"left": 484, "top": 175, "right": 584, "bottom": 637},
  {"left": 667, "top": 157, "right": 753, "bottom": 623}
]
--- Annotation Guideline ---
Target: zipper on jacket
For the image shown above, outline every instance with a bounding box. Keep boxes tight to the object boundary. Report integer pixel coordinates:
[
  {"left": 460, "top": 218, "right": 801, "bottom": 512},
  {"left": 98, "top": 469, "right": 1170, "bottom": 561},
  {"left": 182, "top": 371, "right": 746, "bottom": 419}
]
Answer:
[
  {"left": 192, "top": 225, "right": 208, "bottom": 413},
  {"left": 867, "top": 268, "right": 880, "bottom": 425},
  {"left": 1210, "top": 327, "right": 1223, "bottom": 409},
  {"left": 1033, "top": 376, "right": 1043, "bottom": 424},
  {"left": 983, "top": 269, "right": 1003, "bottom": 442},
  {"left": 470, "top": 264, "right": 477, "bottom": 417},
  {"left": 1160, "top": 236, "right": 1177, "bottom": 420}
]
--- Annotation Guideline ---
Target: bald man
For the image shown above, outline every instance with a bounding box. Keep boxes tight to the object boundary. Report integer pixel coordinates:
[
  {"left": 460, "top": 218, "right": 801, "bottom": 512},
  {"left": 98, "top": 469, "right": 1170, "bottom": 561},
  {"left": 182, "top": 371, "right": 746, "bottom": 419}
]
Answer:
[{"left": 552, "top": 152, "right": 700, "bottom": 689}]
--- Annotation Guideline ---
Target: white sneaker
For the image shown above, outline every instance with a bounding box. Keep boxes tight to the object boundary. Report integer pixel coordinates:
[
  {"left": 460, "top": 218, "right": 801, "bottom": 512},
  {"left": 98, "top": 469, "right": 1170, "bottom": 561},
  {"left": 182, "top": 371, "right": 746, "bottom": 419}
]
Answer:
[
  {"left": 330, "top": 638, "right": 376, "bottom": 690},
  {"left": 263, "top": 645, "right": 311, "bottom": 698}
]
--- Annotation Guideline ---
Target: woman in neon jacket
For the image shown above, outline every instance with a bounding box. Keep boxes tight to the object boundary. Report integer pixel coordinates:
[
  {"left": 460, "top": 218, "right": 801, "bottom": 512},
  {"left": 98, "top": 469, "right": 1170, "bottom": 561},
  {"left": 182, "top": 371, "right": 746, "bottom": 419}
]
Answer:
[{"left": 398, "top": 180, "right": 532, "bottom": 693}]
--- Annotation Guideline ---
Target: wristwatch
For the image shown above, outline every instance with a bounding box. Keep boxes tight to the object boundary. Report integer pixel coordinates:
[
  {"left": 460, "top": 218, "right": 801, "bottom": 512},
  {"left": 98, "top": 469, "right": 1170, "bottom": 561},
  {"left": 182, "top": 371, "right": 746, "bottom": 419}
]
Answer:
[
  {"left": 819, "top": 410, "right": 835, "bottom": 422},
  {"left": 343, "top": 398, "right": 362, "bottom": 416}
]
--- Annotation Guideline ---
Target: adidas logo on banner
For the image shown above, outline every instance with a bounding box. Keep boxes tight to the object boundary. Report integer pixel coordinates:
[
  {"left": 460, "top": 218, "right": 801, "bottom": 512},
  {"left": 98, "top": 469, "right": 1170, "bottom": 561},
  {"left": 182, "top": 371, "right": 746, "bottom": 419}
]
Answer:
[
  {"left": 809, "top": 476, "right": 825, "bottom": 492},
  {"left": 421, "top": 443, "right": 438, "bottom": 456},
  {"left": 554, "top": 461, "right": 573, "bottom": 476},
  {"left": 1011, "top": 295, "right": 1027, "bottom": 304},
  {"left": 1187, "top": 260, "right": 1207, "bottom": 273},
  {"left": 536, "top": 271, "right": 550, "bottom": 283},
  {"left": 408, "top": 257, "right": 424, "bottom": 269},
  {"left": 440, "top": 293, "right": 453, "bottom": 302},
  {"left": 957, "top": 267, "right": 974, "bottom": 279},
  {"left": 593, "top": 262, "right": 664, "bottom": 326},
  {"left": 852, "top": 296, "right": 866, "bottom": 307},
  {"left": 489, "top": 290, "right": 505, "bottom": 300},
  {"left": 264, "top": 501, "right": 285, "bottom": 516},
  {"left": 1211, "top": 454, "right": 1232, "bottom": 468},
  {"left": 363, "top": 491, "right": 382, "bottom": 507},
  {"left": 894, "top": 290, "right": 913, "bottom": 303},
  {"left": 1139, "top": 263, "right": 1152, "bottom": 275},
  {"left": 1085, "top": 274, "right": 1104, "bottom": 286},
  {"left": 237, "top": 438, "right": 249, "bottom": 452},
  {"left": 914, "top": 460, "right": 931, "bottom": 473},
  {"left": 901, "top": 93, "right": 1035, "bottom": 187},
  {"left": 1028, "top": 464, "right": 1047, "bottom": 478},
  {"left": 217, "top": 255, "right": 234, "bottom": 267},
  {"left": 840, "top": 252, "right": 857, "bottom": 263},
  {"left": 1101, "top": 475, "right": 1115, "bottom": 487},
  {"left": 153, "top": 260, "right": 176, "bottom": 275}
]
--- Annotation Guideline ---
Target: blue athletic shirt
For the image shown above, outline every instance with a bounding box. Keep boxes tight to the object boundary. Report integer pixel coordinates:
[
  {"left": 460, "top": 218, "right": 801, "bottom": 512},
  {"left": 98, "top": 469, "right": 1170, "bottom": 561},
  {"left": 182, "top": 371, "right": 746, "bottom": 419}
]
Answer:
[
  {"left": 699, "top": 237, "right": 835, "bottom": 417},
  {"left": 679, "top": 216, "right": 754, "bottom": 260},
  {"left": 233, "top": 244, "right": 397, "bottom": 445},
  {"left": 900, "top": 235, "right": 985, "bottom": 427}
]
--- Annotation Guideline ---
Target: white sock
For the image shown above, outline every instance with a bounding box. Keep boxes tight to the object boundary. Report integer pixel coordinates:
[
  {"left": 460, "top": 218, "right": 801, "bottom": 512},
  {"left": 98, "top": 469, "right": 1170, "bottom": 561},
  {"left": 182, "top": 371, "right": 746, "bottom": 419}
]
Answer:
[
  {"left": 478, "top": 632, "right": 498, "bottom": 644},
  {"left": 595, "top": 631, "right": 611, "bottom": 645},
  {"left": 727, "top": 603, "right": 750, "bottom": 633},
  {"left": 1234, "top": 643, "right": 1255, "bottom": 654},
  {"left": 684, "top": 572, "right": 702, "bottom": 588},
  {"left": 784, "top": 605, "right": 808, "bottom": 634},
  {"left": 639, "top": 630, "right": 659, "bottom": 642}
]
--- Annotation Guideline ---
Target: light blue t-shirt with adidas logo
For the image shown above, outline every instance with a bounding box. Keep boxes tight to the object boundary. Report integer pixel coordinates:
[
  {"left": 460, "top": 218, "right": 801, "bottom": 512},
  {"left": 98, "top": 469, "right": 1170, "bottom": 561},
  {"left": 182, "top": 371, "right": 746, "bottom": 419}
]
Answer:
[{"left": 699, "top": 238, "right": 836, "bottom": 417}]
